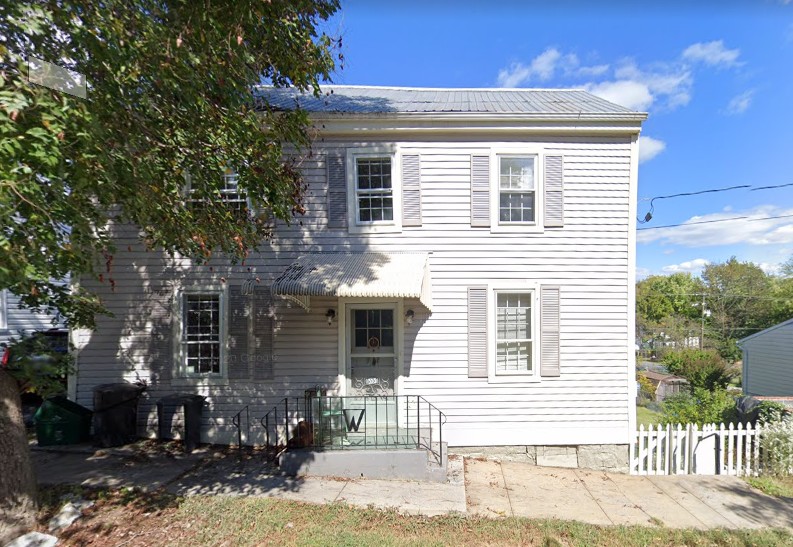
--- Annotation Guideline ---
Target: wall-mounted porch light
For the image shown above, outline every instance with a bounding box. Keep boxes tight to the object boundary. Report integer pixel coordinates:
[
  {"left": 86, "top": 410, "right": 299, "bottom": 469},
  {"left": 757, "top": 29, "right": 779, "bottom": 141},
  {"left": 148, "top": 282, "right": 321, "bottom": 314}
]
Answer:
[
  {"left": 404, "top": 309, "right": 415, "bottom": 326},
  {"left": 325, "top": 308, "right": 336, "bottom": 325}
]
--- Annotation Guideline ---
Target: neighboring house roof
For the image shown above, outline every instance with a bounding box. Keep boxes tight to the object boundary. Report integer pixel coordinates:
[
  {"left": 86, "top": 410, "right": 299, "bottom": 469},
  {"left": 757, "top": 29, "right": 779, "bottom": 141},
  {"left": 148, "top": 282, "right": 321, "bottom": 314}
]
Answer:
[
  {"left": 640, "top": 370, "right": 688, "bottom": 383},
  {"left": 272, "top": 252, "right": 432, "bottom": 311},
  {"left": 737, "top": 317, "right": 793, "bottom": 345},
  {"left": 255, "top": 85, "right": 646, "bottom": 120}
]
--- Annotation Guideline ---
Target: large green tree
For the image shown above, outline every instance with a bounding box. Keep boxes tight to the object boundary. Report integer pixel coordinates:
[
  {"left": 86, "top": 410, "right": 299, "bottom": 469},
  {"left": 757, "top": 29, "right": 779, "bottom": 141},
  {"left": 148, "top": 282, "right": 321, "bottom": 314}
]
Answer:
[
  {"left": 636, "top": 272, "right": 704, "bottom": 350},
  {"left": 701, "top": 257, "right": 775, "bottom": 360},
  {"left": 0, "top": 1, "right": 340, "bottom": 540}
]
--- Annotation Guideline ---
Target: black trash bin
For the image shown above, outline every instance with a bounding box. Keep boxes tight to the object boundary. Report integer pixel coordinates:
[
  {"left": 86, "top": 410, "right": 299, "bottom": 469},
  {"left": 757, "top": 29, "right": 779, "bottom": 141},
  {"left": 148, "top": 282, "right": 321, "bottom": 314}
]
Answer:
[
  {"left": 93, "top": 382, "right": 146, "bottom": 447},
  {"left": 34, "top": 396, "right": 93, "bottom": 446},
  {"left": 157, "top": 394, "right": 206, "bottom": 452}
]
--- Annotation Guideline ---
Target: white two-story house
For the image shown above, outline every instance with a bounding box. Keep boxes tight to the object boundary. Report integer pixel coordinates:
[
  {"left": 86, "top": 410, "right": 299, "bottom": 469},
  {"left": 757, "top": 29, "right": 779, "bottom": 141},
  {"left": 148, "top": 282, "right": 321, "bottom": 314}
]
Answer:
[{"left": 71, "top": 86, "right": 646, "bottom": 472}]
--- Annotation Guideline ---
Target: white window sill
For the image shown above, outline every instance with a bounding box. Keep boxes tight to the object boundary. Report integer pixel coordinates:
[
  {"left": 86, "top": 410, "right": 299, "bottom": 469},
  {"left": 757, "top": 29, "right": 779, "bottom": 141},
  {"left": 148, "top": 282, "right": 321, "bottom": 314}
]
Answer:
[
  {"left": 488, "top": 373, "right": 541, "bottom": 384},
  {"left": 349, "top": 223, "right": 403, "bottom": 234},
  {"left": 172, "top": 377, "right": 230, "bottom": 388},
  {"left": 490, "top": 223, "right": 544, "bottom": 234}
]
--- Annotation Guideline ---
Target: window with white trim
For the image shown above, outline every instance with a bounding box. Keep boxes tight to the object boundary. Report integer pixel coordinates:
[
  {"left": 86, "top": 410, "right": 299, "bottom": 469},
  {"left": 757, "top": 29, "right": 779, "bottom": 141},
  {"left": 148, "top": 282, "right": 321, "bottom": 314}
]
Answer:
[
  {"left": 355, "top": 157, "right": 393, "bottom": 223},
  {"left": 180, "top": 292, "right": 224, "bottom": 376},
  {"left": 498, "top": 155, "right": 536, "bottom": 224},
  {"left": 495, "top": 291, "right": 534, "bottom": 375},
  {"left": 185, "top": 167, "right": 249, "bottom": 217},
  {"left": 345, "top": 147, "right": 401, "bottom": 234}
]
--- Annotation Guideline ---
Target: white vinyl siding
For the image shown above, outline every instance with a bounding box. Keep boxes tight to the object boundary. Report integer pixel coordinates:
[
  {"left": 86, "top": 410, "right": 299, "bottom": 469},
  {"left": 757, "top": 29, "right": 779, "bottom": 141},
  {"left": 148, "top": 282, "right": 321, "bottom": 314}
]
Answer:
[
  {"left": 73, "top": 136, "right": 636, "bottom": 448},
  {"left": 0, "top": 289, "right": 64, "bottom": 347},
  {"left": 0, "top": 290, "right": 6, "bottom": 331},
  {"left": 741, "top": 320, "right": 793, "bottom": 397}
]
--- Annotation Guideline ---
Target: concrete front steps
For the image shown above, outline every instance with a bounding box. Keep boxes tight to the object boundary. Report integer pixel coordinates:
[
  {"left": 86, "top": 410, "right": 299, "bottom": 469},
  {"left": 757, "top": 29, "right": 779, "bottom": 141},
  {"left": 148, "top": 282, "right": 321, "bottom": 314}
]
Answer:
[{"left": 279, "top": 443, "right": 448, "bottom": 483}]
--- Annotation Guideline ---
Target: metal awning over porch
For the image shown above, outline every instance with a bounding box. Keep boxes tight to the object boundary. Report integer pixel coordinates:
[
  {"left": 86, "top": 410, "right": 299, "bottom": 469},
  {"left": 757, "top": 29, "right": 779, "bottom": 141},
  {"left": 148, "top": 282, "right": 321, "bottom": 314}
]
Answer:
[{"left": 271, "top": 252, "right": 432, "bottom": 311}]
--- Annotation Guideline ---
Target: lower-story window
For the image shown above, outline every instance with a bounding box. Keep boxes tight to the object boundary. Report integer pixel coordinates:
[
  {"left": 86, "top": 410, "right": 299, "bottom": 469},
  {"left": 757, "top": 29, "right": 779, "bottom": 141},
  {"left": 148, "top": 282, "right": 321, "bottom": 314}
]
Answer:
[
  {"left": 183, "top": 293, "right": 222, "bottom": 375},
  {"left": 495, "top": 291, "right": 534, "bottom": 374}
]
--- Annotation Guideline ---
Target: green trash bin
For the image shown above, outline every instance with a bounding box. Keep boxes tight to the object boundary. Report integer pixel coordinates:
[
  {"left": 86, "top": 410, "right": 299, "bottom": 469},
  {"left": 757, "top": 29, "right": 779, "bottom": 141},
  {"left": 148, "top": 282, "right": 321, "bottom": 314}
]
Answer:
[{"left": 34, "top": 396, "right": 93, "bottom": 446}]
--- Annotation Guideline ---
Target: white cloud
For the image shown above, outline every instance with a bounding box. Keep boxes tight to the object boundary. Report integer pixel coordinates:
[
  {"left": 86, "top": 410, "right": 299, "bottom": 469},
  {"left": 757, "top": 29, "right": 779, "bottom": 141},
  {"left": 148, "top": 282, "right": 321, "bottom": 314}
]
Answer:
[
  {"left": 662, "top": 258, "right": 710, "bottom": 274},
  {"left": 638, "top": 136, "right": 666, "bottom": 163},
  {"left": 614, "top": 61, "right": 693, "bottom": 109},
  {"left": 725, "top": 90, "right": 754, "bottom": 115},
  {"left": 682, "top": 40, "right": 741, "bottom": 67},
  {"left": 575, "top": 64, "right": 609, "bottom": 77},
  {"left": 497, "top": 48, "right": 565, "bottom": 87},
  {"left": 498, "top": 48, "right": 611, "bottom": 88},
  {"left": 586, "top": 80, "right": 653, "bottom": 110},
  {"left": 636, "top": 267, "right": 651, "bottom": 280},
  {"left": 637, "top": 205, "right": 793, "bottom": 247},
  {"left": 759, "top": 262, "right": 781, "bottom": 275}
]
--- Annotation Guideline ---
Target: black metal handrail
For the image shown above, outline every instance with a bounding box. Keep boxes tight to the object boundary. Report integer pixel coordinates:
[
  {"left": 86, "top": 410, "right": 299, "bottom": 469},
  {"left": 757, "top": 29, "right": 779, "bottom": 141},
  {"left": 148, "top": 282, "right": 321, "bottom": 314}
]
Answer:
[
  {"left": 231, "top": 405, "right": 249, "bottom": 450},
  {"left": 257, "top": 394, "right": 447, "bottom": 467}
]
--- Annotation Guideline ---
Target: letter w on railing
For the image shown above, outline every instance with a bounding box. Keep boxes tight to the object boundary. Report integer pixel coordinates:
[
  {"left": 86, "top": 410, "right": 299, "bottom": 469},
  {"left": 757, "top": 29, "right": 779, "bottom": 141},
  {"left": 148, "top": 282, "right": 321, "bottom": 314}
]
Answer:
[{"left": 343, "top": 409, "right": 366, "bottom": 432}]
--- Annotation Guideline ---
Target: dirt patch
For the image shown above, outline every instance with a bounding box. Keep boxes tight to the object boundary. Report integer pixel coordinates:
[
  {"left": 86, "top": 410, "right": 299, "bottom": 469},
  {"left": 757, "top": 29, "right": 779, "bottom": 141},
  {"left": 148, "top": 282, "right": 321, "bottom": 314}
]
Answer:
[{"left": 37, "top": 487, "right": 191, "bottom": 547}]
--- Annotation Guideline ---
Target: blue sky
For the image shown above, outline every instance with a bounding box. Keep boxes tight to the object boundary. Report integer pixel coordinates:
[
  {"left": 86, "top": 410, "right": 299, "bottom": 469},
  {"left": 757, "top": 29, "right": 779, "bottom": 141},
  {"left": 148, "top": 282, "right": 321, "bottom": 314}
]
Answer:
[{"left": 324, "top": 0, "right": 793, "bottom": 279}]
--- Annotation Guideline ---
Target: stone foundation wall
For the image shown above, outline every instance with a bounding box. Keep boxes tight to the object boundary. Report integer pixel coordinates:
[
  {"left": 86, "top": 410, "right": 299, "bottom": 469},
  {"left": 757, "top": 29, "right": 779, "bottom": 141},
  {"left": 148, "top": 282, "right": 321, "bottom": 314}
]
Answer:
[{"left": 450, "top": 444, "right": 629, "bottom": 474}]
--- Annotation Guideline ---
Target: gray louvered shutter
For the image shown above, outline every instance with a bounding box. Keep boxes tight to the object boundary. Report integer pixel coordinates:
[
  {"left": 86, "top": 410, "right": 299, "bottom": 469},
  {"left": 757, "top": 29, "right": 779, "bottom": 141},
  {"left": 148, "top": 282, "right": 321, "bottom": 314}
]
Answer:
[
  {"left": 252, "top": 286, "right": 274, "bottom": 380},
  {"left": 326, "top": 152, "right": 347, "bottom": 229},
  {"left": 544, "top": 155, "right": 564, "bottom": 228},
  {"left": 228, "top": 286, "right": 250, "bottom": 380},
  {"left": 471, "top": 155, "right": 490, "bottom": 228},
  {"left": 540, "top": 286, "right": 561, "bottom": 377},
  {"left": 402, "top": 154, "right": 422, "bottom": 227},
  {"left": 468, "top": 286, "right": 488, "bottom": 378}
]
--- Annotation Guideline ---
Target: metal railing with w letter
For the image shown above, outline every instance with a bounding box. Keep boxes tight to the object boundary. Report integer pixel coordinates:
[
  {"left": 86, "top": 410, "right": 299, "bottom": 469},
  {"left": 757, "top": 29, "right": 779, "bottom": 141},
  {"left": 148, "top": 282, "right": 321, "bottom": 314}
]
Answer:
[{"left": 259, "top": 394, "right": 446, "bottom": 465}]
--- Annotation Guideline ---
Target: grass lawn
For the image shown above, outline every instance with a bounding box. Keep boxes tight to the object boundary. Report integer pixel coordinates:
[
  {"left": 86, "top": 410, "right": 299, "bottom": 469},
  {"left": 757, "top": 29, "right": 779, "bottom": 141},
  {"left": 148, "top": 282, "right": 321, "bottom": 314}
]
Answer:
[
  {"left": 636, "top": 405, "right": 663, "bottom": 428},
  {"left": 746, "top": 475, "right": 793, "bottom": 500},
  {"left": 37, "top": 487, "right": 793, "bottom": 547}
]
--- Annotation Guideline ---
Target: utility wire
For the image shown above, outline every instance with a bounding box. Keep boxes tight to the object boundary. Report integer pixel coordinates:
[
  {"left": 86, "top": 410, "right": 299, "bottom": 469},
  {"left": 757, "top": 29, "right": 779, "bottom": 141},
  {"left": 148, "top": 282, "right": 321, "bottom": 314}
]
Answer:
[
  {"left": 637, "top": 213, "right": 793, "bottom": 231},
  {"left": 637, "top": 181, "right": 793, "bottom": 223}
]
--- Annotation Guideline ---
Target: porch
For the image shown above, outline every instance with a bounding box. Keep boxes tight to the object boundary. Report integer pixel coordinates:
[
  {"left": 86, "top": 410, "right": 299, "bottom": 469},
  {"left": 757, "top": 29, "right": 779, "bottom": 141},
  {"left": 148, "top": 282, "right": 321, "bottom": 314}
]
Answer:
[{"left": 235, "top": 392, "right": 447, "bottom": 481}]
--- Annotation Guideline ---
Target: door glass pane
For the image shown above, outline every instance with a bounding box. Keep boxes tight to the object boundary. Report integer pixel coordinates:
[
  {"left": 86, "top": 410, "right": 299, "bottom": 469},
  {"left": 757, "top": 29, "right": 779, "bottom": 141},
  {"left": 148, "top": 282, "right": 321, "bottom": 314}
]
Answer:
[{"left": 349, "top": 308, "right": 395, "bottom": 396}]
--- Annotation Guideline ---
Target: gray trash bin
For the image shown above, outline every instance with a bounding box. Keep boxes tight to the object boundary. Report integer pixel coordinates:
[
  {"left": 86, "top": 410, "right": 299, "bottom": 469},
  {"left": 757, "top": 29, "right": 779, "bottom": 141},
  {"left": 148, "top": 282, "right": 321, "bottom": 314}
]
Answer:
[
  {"left": 93, "top": 382, "right": 146, "bottom": 447},
  {"left": 157, "top": 394, "right": 206, "bottom": 452}
]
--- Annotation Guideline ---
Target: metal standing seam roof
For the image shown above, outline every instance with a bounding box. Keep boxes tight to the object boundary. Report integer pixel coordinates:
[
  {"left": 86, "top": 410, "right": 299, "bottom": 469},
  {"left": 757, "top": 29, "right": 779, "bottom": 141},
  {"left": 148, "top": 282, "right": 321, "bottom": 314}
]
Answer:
[
  {"left": 271, "top": 252, "right": 432, "bottom": 311},
  {"left": 255, "top": 85, "right": 644, "bottom": 117}
]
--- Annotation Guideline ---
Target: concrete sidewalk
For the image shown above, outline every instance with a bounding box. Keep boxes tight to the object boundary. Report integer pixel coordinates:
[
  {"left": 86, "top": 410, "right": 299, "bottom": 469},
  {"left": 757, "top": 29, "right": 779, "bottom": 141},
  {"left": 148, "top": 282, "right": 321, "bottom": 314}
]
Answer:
[
  {"left": 465, "top": 459, "right": 793, "bottom": 530},
  {"left": 31, "top": 445, "right": 793, "bottom": 530}
]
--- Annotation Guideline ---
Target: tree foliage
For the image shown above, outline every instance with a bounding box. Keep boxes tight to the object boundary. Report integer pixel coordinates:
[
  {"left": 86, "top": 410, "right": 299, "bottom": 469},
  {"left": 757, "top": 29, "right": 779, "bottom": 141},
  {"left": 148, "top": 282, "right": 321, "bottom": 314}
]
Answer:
[
  {"left": 702, "top": 257, "right": 775, "bottom": 359},
  {"left": 636, "top": 272, "right": 703, "bottom": 350},
  {"left": 1, "top": 0, "right": 340, "bottom": 328},
  {"left": 660, "top": 387, "right": 737, "bottom": 426},
  {"left": 637, "top": 258, "right": 793, "bottom": 361}
]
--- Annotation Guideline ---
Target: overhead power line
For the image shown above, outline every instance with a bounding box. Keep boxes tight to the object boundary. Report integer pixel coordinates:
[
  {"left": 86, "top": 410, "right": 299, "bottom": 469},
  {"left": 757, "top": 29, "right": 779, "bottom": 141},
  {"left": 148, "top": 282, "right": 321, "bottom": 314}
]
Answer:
[
  {"left": 637, "top": 181, "right": 793, "bottom": 224},
  {"left": 636, "top": 213, "right": 793, "bottom": 231}
]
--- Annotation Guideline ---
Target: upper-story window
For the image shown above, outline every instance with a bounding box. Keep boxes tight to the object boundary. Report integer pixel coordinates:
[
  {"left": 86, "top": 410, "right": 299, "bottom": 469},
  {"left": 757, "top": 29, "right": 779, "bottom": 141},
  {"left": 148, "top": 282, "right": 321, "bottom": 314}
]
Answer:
[
  {"left": 219, "top": 168, "right": 248, "bottom": 215},
  {"left": 356, "top": 157, "right": 393, "bottom": 223},
  {"left": 345, "top": 147, "right": 402, "bottom": 234},
  {"left": 498, "top": 155, "right": 536, "bottom": 224},
  {"left": 186, "top": 167, "right": 249, "bottom": 217}
]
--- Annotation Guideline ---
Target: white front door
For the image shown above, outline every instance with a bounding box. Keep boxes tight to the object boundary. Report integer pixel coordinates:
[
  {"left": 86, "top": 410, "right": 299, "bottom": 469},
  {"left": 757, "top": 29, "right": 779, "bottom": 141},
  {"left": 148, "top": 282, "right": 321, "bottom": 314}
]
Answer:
[{"left": 347, "top": 305, "right": 397, "bottom": 396}]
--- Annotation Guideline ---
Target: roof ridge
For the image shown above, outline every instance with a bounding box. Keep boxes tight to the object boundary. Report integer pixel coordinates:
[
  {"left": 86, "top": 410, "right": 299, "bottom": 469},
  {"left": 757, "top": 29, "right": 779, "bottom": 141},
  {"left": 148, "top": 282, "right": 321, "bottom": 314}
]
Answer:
[{"left": 253, "top": 84, "right": 588, "bottom": 92}]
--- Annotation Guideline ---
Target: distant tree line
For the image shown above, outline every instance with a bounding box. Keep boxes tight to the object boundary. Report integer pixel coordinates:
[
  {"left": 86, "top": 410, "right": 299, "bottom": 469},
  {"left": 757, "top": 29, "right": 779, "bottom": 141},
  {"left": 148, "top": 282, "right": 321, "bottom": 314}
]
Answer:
[{"left": 637, "top": 256, "right": 793, "bottom": 361}]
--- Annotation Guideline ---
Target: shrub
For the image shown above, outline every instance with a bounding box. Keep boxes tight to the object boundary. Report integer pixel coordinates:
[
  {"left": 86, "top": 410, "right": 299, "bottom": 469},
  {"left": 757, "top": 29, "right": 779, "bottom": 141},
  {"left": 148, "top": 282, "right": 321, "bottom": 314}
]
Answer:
[
  {"left": 637, "top": 374, "right": 656, "bottom": 405},
  {"left": 660, "top": 387, "right": 737, "bottom": 426},
  {"left": 662, "top": 349, "right": 736, "bottom": 392},
  {"left": 757, "top": 401, "right": 791, "bottom": 425},
  {"left": 760, "top": 419, "right": 793, "bottom": 476}
]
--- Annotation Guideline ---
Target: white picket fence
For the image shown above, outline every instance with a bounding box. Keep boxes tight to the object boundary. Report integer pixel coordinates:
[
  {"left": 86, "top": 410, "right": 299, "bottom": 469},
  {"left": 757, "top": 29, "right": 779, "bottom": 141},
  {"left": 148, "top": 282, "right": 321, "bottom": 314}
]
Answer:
[{"left": 631, "top": 422, "right": 762, "bottom": 476}]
